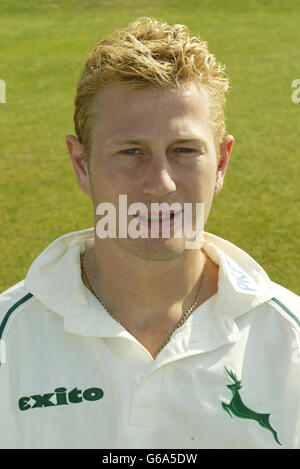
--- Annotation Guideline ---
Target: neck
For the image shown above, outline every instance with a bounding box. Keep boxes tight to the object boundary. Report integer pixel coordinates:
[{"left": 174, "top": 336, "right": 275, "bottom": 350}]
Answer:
[{"left": 83, "top": 234, "right": 216, "bottom": 332}]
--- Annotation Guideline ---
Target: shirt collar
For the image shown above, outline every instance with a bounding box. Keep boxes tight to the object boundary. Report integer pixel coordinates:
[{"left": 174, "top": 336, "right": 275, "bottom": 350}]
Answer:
[{"left": 24, "top": 227, "right": 274, "bottom": 340}]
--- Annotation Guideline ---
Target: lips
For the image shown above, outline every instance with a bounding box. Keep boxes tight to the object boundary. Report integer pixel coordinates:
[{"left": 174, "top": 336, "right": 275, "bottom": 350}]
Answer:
[{"left": 134, "top": 210, "right": 183, "bottom": 234}]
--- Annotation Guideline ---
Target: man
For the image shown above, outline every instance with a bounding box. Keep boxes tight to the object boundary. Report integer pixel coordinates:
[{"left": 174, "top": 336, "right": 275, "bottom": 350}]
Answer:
[{"left": 0, "top": 17, "right": 299, "bottom": 449}]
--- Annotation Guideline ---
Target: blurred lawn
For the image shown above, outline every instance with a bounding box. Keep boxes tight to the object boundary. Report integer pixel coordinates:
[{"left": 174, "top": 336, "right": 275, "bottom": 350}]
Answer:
[{"left": 0, "top": 0, "right": 299, "bottom": 294}]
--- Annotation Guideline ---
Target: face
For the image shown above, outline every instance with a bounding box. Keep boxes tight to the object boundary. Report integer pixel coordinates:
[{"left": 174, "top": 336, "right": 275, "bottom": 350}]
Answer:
[{"left": 67, "top": 81, "right": 233, "bottom": 261}]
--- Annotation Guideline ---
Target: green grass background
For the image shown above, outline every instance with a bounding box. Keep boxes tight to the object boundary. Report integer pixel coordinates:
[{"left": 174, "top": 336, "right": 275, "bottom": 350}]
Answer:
[{"left": 0, "top": 0, "right": 299, "bottom": 294}]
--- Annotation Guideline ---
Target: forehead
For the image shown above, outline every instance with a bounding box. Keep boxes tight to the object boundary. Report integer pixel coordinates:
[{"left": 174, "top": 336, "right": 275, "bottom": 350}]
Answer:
[{"left": 91, "top": 81, "right": 212, "bottom": 142}]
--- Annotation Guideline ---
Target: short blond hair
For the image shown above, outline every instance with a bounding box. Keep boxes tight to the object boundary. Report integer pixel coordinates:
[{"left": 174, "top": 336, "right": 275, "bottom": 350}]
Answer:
[{"left": 74, "top": 16, "right": 229, "bottom": 161}]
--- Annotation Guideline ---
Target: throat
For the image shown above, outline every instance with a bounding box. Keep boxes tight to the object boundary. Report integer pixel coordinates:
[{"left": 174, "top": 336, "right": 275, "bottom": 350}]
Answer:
[{"left": 124, "top": 321, "right": 180, "bottom": 359}]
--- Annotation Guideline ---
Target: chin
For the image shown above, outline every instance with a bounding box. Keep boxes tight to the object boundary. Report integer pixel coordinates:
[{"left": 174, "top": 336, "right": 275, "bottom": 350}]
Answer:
[{"left": 115, "top": 236, "right": 187, "bottom": 261}]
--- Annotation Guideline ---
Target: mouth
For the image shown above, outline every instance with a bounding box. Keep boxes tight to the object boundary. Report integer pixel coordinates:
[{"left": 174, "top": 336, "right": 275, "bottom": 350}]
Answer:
[{"left": 134, "top": 210, "right": 183, "bottom": 229}]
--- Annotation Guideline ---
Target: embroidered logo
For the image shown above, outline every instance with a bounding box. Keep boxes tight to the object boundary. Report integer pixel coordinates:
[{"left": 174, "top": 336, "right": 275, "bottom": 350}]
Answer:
[
  {"left": 224, "top": 257, "right": 258, "bottom": 294},
  {"left": 18, "top": 386, "right": 104, "bottom": 411},
  {"left": 221, "top": 367, "right": 281, "bottom": 446}
]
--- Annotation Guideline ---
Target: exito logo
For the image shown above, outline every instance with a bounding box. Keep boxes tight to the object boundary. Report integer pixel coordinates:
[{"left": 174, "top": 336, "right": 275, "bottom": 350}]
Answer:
[
  {"left": 0, "top": 79, "right": 6, "bottom": 103},
  {"left": 18, "top": 386, "right": 104, "bottom": 411},
  {"left": 95, "top": 195, "right": 204, "bottom": 249}
]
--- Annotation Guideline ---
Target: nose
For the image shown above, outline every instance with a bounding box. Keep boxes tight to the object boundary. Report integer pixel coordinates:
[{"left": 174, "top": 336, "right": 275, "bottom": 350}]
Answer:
[{"left": 142, "top": 158, "right": 177, "bottom": 198}]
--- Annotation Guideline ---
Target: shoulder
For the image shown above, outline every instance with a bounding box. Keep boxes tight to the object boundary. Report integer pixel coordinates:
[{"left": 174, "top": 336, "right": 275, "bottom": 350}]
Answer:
[
  {"left": 0, "top": 280, "right": 35, "bottom": 319},
  {"left": 0, "top": 281, "right": 36, "bottom": 361},
  {"left": 268, "top": 281, "right": 300, "bottom": 330}
]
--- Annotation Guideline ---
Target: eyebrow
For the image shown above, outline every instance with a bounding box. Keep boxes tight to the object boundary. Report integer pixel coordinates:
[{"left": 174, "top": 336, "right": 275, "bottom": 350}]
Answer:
[{"left": 105, "top": 137, "right": 208, "bottom": 147}]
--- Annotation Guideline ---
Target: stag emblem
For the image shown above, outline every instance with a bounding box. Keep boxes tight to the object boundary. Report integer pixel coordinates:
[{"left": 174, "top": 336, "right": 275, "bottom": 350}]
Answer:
[{"left": 221, "top": 366, "right": 281, "bottom": 446}]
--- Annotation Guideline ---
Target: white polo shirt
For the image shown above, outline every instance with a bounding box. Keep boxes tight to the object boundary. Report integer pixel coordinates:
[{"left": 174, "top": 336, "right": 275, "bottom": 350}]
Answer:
[{"left": 0, "top": 228, "right": 299, "bottom": 449}]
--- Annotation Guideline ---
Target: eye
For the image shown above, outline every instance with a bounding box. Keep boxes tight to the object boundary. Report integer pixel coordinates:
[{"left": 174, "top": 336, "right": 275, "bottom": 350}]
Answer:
[
  {"left": 121, "top": 148, "right": 140, "bottom": 155},
  {"left": 176, "top": 148, "right": 195, "bottom": 153}
]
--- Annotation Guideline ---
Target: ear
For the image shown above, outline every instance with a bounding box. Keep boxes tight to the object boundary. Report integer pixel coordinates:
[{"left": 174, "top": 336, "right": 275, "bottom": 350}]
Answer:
[
  {"left": 65, "top": 134, "right": 91, "bottom": 196},
  {"left": 214, "top": 135, "right": 234, "bottom": 195}
]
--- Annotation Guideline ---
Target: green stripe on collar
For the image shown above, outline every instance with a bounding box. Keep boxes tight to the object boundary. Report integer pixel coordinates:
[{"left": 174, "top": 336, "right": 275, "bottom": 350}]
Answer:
[
  {"left": 0, "top": 293, "right": 34, "bottom": 339},
  {"left": 271, "top": 297, "right": 300, "bottom": 328}
]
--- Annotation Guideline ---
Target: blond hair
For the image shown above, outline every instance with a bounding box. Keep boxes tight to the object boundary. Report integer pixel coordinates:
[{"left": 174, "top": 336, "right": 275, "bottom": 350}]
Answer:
[{"left": 74, "top": 16, "right": 229, "bottom": 161}]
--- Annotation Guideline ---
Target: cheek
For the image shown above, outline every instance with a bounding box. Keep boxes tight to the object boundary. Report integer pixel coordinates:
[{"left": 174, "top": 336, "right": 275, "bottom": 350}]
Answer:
[
  {"left": 89, "top": 160, "right": 134, "bottom": 207},
  {"left": 191, "top": 158, "right": 217, "bottom": 192},
  {"left": 191, "top": 161, "right": 217, "bottom": 219}
]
